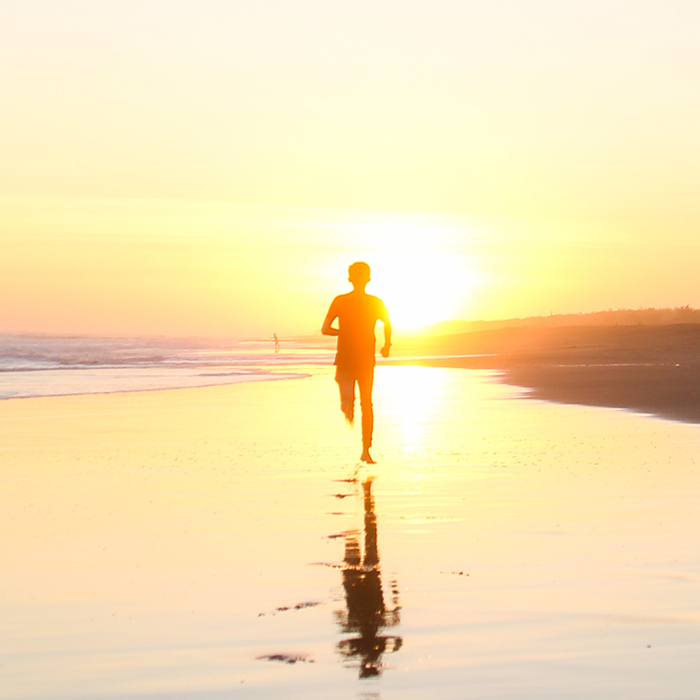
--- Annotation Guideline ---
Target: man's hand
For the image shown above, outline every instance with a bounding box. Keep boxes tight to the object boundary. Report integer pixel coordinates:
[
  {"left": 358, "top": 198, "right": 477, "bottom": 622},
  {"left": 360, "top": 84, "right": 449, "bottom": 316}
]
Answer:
[{"left": 380, "top": 343, "right": 391, "bottom": 358}]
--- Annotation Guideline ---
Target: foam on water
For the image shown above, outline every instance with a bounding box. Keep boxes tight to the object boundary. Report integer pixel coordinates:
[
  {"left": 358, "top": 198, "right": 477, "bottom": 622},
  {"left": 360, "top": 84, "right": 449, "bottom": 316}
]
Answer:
[{"left": 0, "top": 334, "right": 332, "bottom": 399}]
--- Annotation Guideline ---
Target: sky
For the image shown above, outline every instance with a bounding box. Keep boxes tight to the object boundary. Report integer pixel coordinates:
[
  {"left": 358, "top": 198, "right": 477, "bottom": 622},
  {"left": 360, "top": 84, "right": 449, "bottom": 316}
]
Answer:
[{"left": 2, "top": 0, "right": 700, "bottom": 338}]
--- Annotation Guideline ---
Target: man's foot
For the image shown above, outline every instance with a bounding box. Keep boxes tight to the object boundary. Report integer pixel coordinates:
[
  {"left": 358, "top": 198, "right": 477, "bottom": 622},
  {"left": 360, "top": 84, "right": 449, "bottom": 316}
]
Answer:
[{"left": 360, "top": 449, "right": 376, "bottom": 464}]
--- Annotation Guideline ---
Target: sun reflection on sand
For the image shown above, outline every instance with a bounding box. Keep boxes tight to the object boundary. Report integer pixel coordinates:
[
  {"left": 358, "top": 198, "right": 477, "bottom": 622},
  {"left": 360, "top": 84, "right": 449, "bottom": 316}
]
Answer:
[{"left": 375, "top": 365, "right": 452, "bottom": 453}]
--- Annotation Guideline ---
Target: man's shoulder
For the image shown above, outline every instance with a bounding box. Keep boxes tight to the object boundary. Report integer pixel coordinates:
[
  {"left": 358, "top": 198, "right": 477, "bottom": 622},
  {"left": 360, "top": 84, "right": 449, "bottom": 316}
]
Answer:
[
  {"left": 330, "top": 292, "right": 353, "bottom": 307},
  {"left": 365, "top": 294, "right": 387, "bottom": 313},
  {"left": 341, "top": 292, "right": 384, "bottom": 305},
  {"left": 331, "top": 292, "right": 386, "bottom": 315}
]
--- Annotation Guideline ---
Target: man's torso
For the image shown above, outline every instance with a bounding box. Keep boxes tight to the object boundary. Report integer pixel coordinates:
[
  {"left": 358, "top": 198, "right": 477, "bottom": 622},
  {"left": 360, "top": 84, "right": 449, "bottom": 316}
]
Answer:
[{"left": 331, "top": 292, "right": 387, "bottom": 370}]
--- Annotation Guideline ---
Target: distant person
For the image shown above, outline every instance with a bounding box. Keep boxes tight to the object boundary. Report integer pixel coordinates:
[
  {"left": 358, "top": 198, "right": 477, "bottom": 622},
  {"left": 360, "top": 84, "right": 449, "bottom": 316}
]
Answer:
[
  {"left": 272, "top": 333, "right": 280, "bottom": 353},
  {"left": 322, "top": 262, "right": 391, "bottom": 463}
]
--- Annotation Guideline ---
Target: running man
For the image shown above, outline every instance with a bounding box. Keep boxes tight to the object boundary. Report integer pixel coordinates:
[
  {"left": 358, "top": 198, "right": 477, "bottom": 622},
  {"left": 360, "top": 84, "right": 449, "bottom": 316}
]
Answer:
[{"left": 322, "top": 262, "right": 392, "bottom": 463}]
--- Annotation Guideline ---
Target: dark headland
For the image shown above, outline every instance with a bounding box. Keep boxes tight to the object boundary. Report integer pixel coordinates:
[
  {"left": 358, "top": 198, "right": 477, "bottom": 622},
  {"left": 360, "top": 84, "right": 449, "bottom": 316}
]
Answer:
[{"left": 390, "top": 320, "right": 700, "bottom": 424}]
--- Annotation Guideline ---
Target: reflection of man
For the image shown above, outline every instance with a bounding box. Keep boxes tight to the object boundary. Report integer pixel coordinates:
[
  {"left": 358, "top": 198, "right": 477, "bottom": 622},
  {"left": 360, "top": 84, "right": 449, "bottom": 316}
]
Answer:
[
  {"left": 322, "top": 262, "right": 392, "bottom": 463},
  {"left": 336, "top": 478, "right": 402, "bottom": 677}
]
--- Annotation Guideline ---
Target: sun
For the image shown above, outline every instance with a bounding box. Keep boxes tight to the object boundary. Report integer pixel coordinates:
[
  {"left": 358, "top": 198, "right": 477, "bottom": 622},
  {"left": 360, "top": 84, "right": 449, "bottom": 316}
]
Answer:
[
  {"left": 369, "top": 227, "right": 482, "bottom": 331},
  {"left": 324, "top": 211, "right": 484, "bottom": 332},
  {"left": 371, "top": 252, "right": 475, "bottom": 330}
]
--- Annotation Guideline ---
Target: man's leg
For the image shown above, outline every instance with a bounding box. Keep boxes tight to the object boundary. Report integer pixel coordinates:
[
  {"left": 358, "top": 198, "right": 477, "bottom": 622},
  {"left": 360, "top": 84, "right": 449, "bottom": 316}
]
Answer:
[
  {"left": 357, "top": 368, "right": 375, "bottom": 462},
  {"left": 335, "top": 367, "right": 355, "bottom": 423}
]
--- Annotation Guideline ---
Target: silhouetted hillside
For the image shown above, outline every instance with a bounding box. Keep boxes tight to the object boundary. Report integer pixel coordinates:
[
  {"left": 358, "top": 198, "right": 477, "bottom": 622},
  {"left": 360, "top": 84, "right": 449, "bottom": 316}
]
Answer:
[{"left": 417, "top": 306, "right": 700, "bottom": 336}]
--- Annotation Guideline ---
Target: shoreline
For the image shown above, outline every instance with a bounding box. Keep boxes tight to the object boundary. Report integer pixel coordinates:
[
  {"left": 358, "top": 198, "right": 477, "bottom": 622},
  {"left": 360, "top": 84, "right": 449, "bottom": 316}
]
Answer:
[
  {"left": 389, "top": 323, "right": 700, "bottom": 424},
  {"left": 0, "top": 368, "right": 310, "bottom": 402},
  {"left": 3, "top": 323, "right": 699, "bottom": 425}
]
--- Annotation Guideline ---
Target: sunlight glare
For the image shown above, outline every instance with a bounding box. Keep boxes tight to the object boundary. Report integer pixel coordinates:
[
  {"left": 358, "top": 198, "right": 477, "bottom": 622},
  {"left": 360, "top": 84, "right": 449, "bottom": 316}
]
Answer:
[
  {"left": 377, "top": 365, "right": 450, "bottom": 452},
  {"left": 325, "top": 213, "right": 484, "bottom": 331}
]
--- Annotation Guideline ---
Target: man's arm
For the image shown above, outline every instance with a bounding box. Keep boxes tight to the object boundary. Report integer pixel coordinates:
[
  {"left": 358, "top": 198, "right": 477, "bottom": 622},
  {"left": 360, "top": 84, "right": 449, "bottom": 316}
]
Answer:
[
  {"left": 321, "top": 299, "right": 339, "bottom": 336},
  {"left": 380, "top": 308, "right": 392, "bottom": 358}
]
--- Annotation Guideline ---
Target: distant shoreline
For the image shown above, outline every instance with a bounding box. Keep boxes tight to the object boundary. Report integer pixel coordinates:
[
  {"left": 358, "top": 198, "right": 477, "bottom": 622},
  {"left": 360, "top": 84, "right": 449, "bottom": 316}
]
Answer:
[
  {"left": 4, "top": 324, "right": 699, "bottom": 423},
  {"left": 389, "top": 323, "right": 700, "bottom": 424}
]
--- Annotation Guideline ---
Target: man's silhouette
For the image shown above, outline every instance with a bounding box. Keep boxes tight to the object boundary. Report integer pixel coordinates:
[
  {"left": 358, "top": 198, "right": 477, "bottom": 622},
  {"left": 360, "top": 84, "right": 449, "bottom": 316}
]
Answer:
[{"left": 322, "top": 262, "right": 391, "bottom": 463}]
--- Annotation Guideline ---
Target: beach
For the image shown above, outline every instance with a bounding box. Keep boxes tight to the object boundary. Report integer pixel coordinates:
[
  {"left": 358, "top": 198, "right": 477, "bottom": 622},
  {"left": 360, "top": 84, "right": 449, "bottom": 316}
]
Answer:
[
  {"left": 3, "top": 365, "right": 700, "bottom": 699},
  {"left": 4, "top": 0, "right": 700, "bottom": 694}
]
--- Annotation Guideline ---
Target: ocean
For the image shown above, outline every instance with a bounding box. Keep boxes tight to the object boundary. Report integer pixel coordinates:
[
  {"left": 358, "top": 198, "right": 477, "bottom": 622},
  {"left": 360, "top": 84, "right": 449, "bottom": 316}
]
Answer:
[{"left": 0, "top": 334, "right": 332, "bottom": 400}]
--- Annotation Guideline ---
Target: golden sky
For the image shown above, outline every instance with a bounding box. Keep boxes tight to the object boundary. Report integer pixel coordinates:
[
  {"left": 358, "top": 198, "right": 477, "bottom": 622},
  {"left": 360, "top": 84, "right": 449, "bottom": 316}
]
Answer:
[{"left": 2, "top": 1, "right": 699, "bottom": 337}]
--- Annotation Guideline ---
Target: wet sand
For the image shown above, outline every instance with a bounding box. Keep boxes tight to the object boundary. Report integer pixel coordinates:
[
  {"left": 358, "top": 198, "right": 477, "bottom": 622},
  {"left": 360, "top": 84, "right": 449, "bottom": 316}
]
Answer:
[
  {"left": 393, "top": 323, "right": 700, "bottom": 424},
  {"left": 2, "top": 367, "right": 700, "bottom": 699}
]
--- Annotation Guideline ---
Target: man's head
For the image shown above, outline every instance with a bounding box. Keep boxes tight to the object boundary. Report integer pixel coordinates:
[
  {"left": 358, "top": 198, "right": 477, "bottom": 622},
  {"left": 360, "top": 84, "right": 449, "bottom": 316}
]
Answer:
[{"left": 348, "top": 262, "right": 371, "bottom": 289}]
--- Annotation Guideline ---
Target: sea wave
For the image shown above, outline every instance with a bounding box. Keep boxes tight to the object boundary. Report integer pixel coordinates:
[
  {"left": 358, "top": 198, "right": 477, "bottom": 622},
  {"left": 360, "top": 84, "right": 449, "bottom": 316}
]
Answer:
[{"left": 0, "top": 335, "right": 330, "bottom": 400}]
